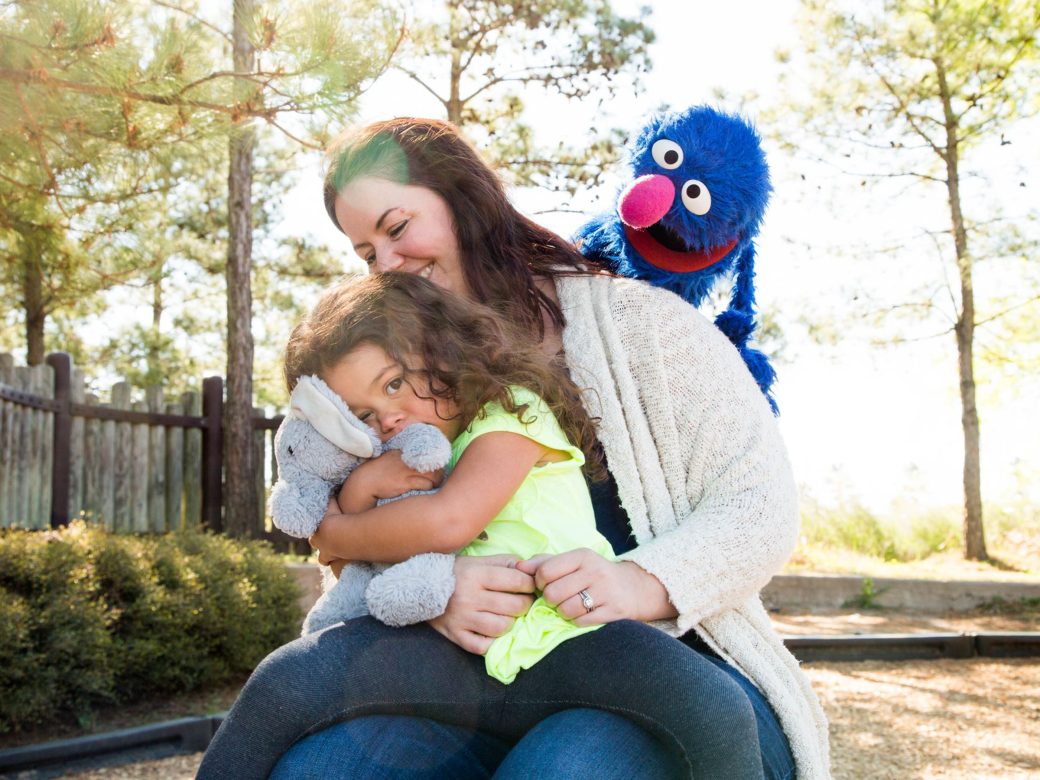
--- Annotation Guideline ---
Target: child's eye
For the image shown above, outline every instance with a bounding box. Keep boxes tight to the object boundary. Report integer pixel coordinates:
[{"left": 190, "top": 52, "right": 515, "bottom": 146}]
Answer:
[
  {"left": 386, "top": 377, "right": 403, "bottom": 395},
  {"left": 389, "top": 220, "right": 408, "bottom": 238},
  {"left": 357, "top": 411, "right": 371, "bottom": 422}
]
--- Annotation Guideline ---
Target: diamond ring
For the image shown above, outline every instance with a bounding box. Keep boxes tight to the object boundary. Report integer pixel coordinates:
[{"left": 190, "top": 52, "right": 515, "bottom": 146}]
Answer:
[{"left": 579, "top": 589, "right": 595, "bottom": 612}]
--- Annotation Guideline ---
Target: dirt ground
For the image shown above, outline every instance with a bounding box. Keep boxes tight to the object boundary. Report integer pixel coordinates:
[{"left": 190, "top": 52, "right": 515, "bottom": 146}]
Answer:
[
  {"left": 772, "top": 607, "right": 1039, "bottom": 636},
  {"left": 57, "top": 655, "right": 1040, "bottom": 780}
]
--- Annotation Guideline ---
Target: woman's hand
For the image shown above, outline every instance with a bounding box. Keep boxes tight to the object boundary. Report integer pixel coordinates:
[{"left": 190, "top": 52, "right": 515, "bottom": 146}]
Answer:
[
  {"left": 427, "top": 555, "right": 537, "bottom": 655},
  {"left": 515, "top": 548, "right": 679, "bottom": 627},
  {"left": 346, "top": 451, "right": 443, "bottom": 503}
]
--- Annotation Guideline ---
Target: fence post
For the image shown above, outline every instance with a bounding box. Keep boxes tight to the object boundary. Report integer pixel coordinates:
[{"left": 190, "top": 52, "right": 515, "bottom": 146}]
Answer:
[
  {"left": 201, "top": 376, "right": 223, "bottom": 532},
  {"left": 45, "top": 353, "right": 70, "bottom": 532}
]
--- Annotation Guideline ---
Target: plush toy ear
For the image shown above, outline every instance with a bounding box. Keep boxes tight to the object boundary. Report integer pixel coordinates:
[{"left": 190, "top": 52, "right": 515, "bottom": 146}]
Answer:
[{"left": 290, "top": 377, "right": 375, "bottom": 458}]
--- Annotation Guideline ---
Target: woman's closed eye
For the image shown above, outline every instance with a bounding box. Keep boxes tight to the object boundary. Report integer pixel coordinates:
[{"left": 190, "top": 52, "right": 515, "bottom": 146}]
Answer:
[{"left": 388, "top": 220, "right": 408, "bottom": 239}]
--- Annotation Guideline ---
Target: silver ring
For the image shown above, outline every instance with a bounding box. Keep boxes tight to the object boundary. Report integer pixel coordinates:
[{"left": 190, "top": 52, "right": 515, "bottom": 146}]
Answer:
[{"left": 579, "top": 589, "right": 595, "bottom": 613}]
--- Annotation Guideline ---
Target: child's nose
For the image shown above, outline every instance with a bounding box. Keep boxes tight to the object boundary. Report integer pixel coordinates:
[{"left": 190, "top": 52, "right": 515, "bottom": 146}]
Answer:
[{"left": 379, "top": 409, "right": 405, "bottom": 436}]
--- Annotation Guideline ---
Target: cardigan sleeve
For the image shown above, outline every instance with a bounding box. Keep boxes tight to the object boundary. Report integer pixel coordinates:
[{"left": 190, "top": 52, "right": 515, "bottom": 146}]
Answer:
[{"left": 612, "top": 284, "right": 800, "bottom": 634}]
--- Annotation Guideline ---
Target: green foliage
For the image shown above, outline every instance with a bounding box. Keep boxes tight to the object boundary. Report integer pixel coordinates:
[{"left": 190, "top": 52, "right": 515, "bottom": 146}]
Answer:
[
  {"left": 0, "top": 522, "right": 301, "bottom": 733},
  {"left": 1, "top": 0, "right": 394, "bottom": 387},
  {"left": 398, "top": 0, "right": 655, "bottom": 194},
  {"left": 842, "top": 577, "right": 890, "bottom": 610},
  {"left": 800, "top": 494, "right": 962, "bottom": 562}
]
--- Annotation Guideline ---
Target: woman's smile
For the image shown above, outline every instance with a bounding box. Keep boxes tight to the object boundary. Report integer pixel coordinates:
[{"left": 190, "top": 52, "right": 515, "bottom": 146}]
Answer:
[{"left": 333, "top": 177, "right": 468, "bottom": 296}]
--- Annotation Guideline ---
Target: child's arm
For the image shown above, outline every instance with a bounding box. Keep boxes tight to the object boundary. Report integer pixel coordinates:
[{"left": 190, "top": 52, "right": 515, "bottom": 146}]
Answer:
[
  {"left": 310, "top": 432, "right": 551, "bottom": 563},
  {"left": 335, "top": 451, "right": 443, "bottom": 515}
]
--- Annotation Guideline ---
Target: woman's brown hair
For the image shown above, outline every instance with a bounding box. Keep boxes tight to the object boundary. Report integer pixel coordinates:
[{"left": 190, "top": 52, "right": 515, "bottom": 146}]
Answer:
[
  {"left": 322, "top": 118, "right": 590, "bottom": 341},
  {"left": 285, "top": 272, "right": 605, "bottom": 480}
]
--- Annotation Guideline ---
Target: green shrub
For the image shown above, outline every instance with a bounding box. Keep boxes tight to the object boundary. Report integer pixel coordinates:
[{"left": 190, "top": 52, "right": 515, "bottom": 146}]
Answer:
[
  {"left": 0, "top": 522, "right": 301, "bottom": 734},
  {"left": 799, "top": 495, "right": 964, "bottom": 562}
]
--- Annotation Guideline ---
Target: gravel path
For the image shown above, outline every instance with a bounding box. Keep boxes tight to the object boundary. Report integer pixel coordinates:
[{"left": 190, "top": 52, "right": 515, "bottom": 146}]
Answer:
[{"left": 60, "top": 656, "right": 1040, "bottom": 780}]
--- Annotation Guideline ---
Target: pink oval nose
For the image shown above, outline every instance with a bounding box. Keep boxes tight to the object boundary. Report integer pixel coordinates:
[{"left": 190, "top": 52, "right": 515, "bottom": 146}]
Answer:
[{"left": 618, "top": 174, "right": 675, "bottom": 229}]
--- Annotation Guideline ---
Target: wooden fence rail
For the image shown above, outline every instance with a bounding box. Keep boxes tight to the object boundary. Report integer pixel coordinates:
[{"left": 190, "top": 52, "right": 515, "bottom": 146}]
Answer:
[{"left": 0, "top": 352, "right": 288, "bottom": 540}]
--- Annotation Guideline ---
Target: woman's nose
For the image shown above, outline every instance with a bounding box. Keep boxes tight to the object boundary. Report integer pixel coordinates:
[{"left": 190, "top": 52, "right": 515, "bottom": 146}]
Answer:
[{"left": 371, "top": 249, "right": 405, "bottom": 273}]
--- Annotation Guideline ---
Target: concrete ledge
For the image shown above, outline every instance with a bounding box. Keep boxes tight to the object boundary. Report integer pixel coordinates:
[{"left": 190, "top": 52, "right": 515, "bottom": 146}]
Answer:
[
  {"left": 287, "top": 562, "right": 323, "bottom": 614},
  {"left": 0, "top": 715, "right": 226, "bottom": 780},
  {"left": 290, "top": 562, "right": 1040, "bottom": 614},
  {"left": 762, "top": 573, "right": 1040, "bottom": 612}
]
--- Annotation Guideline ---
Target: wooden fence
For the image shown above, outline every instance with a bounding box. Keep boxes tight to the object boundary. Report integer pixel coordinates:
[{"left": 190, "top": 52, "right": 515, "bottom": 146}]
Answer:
[{"left": 0, "top": 352, "right": 287, "bottom": 540}]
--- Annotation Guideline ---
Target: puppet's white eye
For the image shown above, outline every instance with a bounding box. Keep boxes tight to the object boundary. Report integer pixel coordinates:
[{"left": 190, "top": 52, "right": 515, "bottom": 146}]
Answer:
[
  {"left": 651, "top": 139, "right": 683, "bottom": 170},
  {"left": 680, "top": 180, "right": 711, "bottom": 216}
]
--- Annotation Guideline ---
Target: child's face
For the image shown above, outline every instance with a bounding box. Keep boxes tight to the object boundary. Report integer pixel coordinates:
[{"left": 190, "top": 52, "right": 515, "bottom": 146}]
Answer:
[{"left": 323, "top": 344, "right": 461, "bottom": 444}]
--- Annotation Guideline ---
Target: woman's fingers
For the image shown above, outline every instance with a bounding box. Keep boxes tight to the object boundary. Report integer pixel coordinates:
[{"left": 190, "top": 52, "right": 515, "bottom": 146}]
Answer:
[
  {"left": 530, "top": 548, "right": 593, "bottom": 591},
  {"left": 458, "top": 631, "right": 495, "bottom": 656},
  {"left": 539, "top": 569, "right": 591, "bottom": 610},
  {"left": 481, "top": 564, "right": 537, "bottom": 594},
  {"left": 484, "top": 590, "right": 536, "bottom": 617},
  {"left": 471, "top": 611, "right": 516, "bottom": 639},
  {"left": 513, "top": 553, "right": 552, "bottom": 575}
]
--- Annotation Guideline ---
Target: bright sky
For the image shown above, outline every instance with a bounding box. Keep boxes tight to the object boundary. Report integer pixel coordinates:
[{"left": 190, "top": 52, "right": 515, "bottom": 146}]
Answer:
[
  {"left": 74, "top": 0, "right": 1039, "bottom": 514},
  {"left": 276, "top": 0, "right": 1040, "bottom": 514}
]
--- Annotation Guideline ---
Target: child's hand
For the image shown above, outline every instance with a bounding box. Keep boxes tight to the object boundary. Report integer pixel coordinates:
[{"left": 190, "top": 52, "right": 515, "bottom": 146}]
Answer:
[{"left": 348, "top": 450, "right": 444, "bottom": 502}]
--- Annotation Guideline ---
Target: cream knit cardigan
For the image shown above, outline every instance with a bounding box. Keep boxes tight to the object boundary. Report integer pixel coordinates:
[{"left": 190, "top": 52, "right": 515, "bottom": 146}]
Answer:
[{"left": 556, "top": 272, "right": 831, "bottom": 780}]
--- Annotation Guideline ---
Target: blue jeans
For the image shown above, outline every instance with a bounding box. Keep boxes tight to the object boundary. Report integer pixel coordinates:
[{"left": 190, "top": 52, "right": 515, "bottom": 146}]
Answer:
[
  {"left": 196, "top": 618, "right": 793, "bottom": 780},
  {"left": 266, "top": 658, "right": 795, "bottom": 780}
]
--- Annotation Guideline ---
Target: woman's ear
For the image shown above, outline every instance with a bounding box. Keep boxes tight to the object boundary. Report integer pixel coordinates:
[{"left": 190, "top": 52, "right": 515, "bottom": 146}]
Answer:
[{"left": 291, "top": 376, "right": 376, "bottom": 457}]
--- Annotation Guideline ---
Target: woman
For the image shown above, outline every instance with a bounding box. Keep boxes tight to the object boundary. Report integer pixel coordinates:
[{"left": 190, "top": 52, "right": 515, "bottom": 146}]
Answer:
[{"left": 197, "top": 118, "right": 829, "bottom": 780}]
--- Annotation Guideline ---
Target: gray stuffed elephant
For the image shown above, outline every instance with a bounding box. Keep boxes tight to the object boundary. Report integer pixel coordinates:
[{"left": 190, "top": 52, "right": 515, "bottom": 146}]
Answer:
[{"left": 269, "top": 375, "right": 458, "bottom": 635}]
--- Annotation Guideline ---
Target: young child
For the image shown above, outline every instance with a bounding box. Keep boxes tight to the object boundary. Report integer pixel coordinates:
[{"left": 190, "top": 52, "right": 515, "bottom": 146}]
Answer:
[
  {"left": 196, "top": 271, "right": 769, "bottom": 780},
  {"left": 289, "top": 270, "right": 615, "bottom": 684}
]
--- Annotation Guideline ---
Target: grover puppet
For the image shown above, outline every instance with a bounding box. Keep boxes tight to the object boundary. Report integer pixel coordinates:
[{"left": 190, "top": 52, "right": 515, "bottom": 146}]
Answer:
[{"left": 575, "top": 106, "right": 778, "bottom": 414}]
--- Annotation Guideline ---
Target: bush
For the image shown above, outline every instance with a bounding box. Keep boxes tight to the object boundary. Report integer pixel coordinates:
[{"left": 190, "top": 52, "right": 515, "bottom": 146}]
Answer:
[
  {"left": 0, "top": 523, "right": 302, "bottom": 734},
  {"left": 799, "top": 495, "right": 961, "bottom": 562}
]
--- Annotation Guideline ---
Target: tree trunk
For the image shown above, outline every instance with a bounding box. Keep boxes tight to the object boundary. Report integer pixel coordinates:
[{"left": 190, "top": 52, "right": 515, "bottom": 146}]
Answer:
[
  {"left": 224, "top": 0, "right": 259, "bottom": 538},
  {"left": 149, "top": 268, "right": 163, "bottom": 379},
  {"left": 937, "top": 61, "right": 987, "bottom": 560},
  {"left": 22, "top": 252, "right": 46, "bottom": 365}
]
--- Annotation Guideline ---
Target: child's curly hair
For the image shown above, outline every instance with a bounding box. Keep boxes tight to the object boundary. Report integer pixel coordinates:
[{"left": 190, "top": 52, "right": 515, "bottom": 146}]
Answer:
[{"left": 284, "top": 272, "right": 605, "bottom": 481}]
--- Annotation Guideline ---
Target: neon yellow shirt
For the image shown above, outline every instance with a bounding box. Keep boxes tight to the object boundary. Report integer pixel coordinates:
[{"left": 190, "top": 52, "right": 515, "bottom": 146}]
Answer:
[{"left": 449, "top": 386, "right": 615, "bottom": 684}]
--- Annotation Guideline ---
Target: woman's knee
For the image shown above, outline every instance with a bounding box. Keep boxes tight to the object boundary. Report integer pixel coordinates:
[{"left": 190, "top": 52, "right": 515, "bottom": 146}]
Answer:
[
  {"left": 493, "top": 709, "right": 683, "bottom": 780},
  {"left": 270, "top": 716, "right": 507, "bottom": 780}
]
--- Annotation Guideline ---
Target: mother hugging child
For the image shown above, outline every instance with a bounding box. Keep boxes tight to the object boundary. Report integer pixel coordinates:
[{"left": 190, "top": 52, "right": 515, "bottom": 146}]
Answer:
[{"left": 195, "top": 118, "right": 830, "bottom": 780}]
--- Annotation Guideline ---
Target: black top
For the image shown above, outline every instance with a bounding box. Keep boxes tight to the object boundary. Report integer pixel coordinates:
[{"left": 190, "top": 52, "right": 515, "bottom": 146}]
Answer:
[{"left": 588, "top": 442, "right": 638, "bottom": 556}]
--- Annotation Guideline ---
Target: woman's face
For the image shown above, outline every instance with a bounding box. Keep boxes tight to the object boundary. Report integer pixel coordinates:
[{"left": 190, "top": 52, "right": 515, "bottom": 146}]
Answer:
[{"left": 334, "top": 177, "right": 468, "bottom": 296}]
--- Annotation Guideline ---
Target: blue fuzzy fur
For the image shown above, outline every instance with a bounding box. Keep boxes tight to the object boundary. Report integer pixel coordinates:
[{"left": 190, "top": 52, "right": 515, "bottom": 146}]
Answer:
[{"left": 575, "top": 106, "right": 779, "bottom": 414}]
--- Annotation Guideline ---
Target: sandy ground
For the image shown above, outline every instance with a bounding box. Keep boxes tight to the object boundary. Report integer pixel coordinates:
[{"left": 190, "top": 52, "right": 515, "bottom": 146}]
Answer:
[{"left": 56, "top": 655, "right": 1040, "bottom": 780}]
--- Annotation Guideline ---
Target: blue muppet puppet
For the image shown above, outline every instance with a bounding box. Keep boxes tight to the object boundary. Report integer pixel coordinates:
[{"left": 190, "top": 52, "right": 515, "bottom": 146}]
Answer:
[{"left": 574, "top": 105, "right": 778, "bottom": 414}]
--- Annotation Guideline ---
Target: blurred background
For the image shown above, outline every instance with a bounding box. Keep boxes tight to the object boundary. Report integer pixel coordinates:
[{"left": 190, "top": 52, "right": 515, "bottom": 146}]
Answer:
[{"left": 2, "top": 0, "right": 1038, "bottom": 575}]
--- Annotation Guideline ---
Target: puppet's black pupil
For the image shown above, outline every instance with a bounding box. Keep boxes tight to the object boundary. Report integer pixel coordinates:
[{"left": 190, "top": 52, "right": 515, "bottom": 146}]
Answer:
[
  {"left": 664, "top": 150, "right": 679, "bottom": 165},
  {"left": 287, "top": 446, "right": 294, "bottom": 456},
  {"left": 687, "top": 184, "right": 701, "bottom": 199}
]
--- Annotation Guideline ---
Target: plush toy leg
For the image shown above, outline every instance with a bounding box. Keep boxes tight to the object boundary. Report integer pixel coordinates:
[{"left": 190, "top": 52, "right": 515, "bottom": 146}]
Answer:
[
  {"left": 301, "top": 562, "right": 376, "bottom": 636},
  {"left": 366, "top": 552, "right": 457, "bottom": 627}
]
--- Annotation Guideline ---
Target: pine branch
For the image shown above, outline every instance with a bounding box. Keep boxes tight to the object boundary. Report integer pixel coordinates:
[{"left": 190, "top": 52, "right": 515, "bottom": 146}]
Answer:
[{"left": 14, "top": 82, "right": 70, "bottom": 220}]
